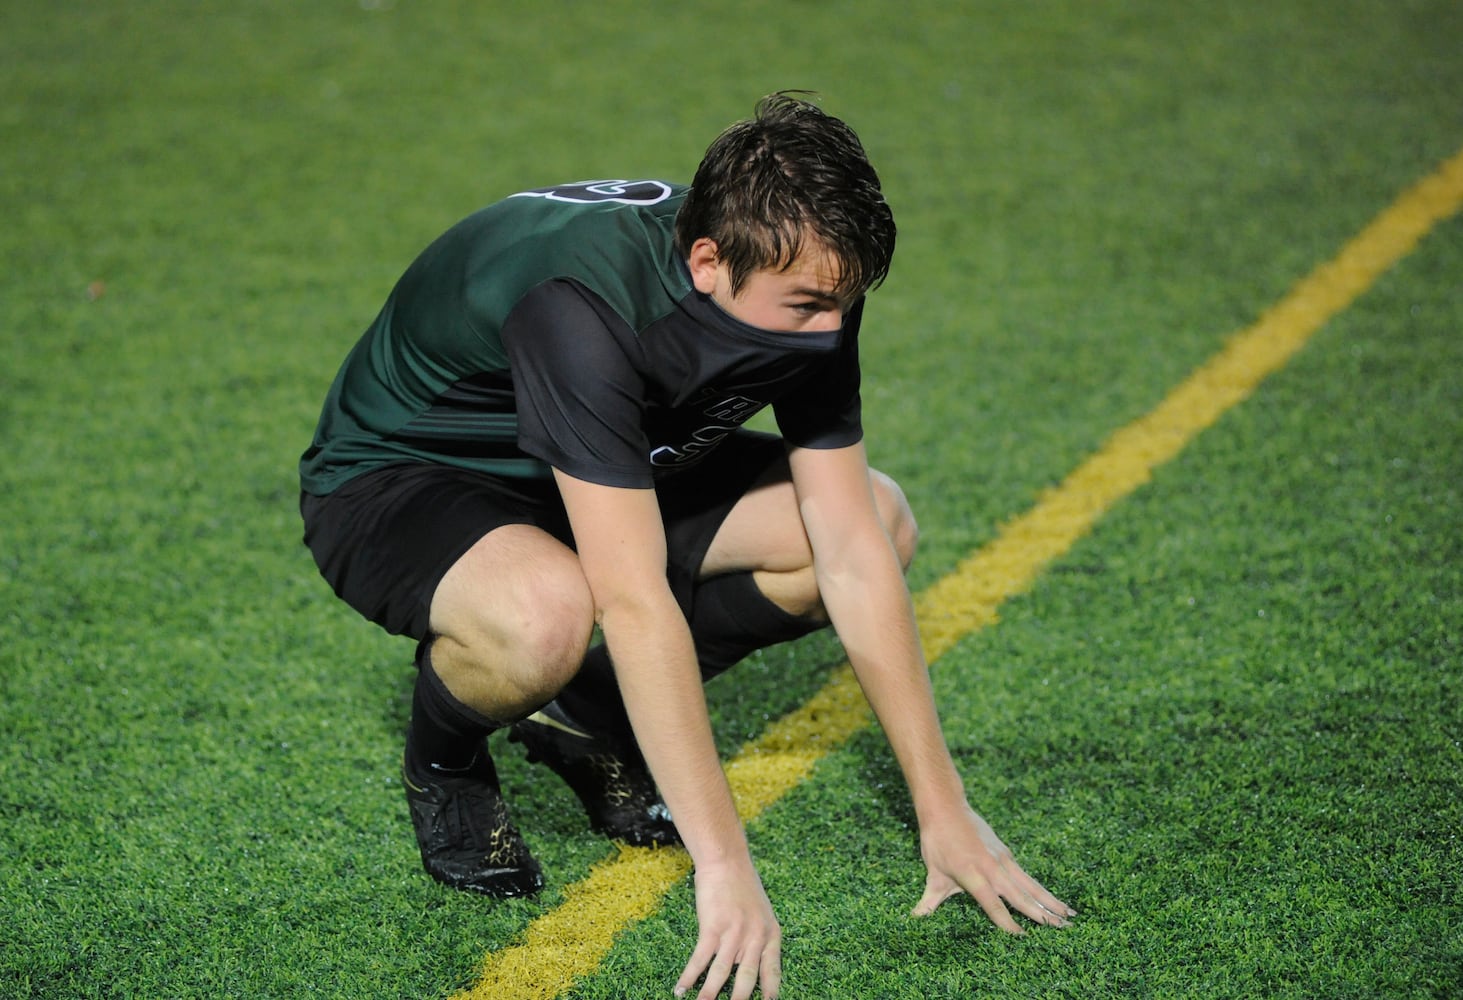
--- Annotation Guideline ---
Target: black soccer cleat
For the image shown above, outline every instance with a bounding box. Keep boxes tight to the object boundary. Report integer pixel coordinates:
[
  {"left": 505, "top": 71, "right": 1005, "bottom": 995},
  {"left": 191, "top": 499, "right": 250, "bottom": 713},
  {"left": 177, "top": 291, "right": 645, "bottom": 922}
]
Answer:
[
  {"left": 509, "top": 700, "right": 681, "bottom": 848},
  {"left": 402, "top": 747, "right": 544, "bottom": 898}
]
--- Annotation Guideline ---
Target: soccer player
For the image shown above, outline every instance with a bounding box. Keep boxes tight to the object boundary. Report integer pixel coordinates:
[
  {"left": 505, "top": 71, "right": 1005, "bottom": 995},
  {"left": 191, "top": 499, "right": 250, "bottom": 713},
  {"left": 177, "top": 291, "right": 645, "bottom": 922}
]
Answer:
[{"left": 300, "top": 93, "right": 1072, "bottom": 1000}]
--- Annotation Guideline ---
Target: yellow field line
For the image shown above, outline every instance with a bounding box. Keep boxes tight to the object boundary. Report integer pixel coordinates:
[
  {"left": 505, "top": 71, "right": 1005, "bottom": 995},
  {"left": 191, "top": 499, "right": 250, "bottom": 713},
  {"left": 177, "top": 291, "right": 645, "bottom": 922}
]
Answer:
[{"left": 453, "top": 145, "right": 1463, "bottom": 1000}]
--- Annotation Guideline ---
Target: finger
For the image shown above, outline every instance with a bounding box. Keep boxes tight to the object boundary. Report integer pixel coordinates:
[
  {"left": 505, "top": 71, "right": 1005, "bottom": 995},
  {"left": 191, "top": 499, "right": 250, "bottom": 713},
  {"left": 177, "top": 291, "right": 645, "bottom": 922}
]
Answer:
[
  {"left": 1002, "top": 865, "right": 1077, "bottom": 922},
  {"left": 730, "top": 957, "right": 761, "bottom": 1000},
  {"left": 968, "top": 880, "right": 1025, "bottom": 935},
  {"left": 1023, "top": 885, "right": 1077, "bottom": 923},
  {"left": 695, "top": 953, "right": 736, "bottom": 1000},
  {"left": 1030, "top": 884, "right": 1077, "bottom": 919},
  {"left": 674, "top": 938, "right": 718, "bottom": 998},
  {"left": 759, "top": 939, "right": 782, "bottom": 1000},
  {"left": 1005, "top": 884, "right": 1072, "bottom": 927},
  {"left": 724, "top": 934, "right": 780, "bottom": 1000},
  {"left": 910, "top": 874, "right": 961, "bottom": 917}
]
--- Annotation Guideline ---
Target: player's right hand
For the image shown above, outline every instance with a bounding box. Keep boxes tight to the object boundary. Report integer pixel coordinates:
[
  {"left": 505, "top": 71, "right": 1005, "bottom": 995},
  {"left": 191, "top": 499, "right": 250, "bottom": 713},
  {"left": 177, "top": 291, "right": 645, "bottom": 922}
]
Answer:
[{"left": 674, "top": 858, "right": 781, "bottom": 1000}]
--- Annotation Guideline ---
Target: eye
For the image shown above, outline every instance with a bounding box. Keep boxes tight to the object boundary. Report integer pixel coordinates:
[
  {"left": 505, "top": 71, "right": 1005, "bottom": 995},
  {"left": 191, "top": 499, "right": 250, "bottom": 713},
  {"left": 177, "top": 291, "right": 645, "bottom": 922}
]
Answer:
[{"left": 791, "top": 299, "right": 840, "bottom": 317}]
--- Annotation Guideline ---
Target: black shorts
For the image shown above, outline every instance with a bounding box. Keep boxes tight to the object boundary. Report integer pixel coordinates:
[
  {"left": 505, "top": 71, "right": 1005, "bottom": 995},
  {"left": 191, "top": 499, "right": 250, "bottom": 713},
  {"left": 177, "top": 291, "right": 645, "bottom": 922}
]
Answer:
[{"left": 300, "top": 430, "right": 786, "bottom": 640}]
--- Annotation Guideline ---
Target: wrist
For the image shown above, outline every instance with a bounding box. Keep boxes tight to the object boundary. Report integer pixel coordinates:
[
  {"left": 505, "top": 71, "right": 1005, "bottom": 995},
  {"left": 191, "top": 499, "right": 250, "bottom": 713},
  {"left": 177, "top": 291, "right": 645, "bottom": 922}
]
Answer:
[
  {"left": 909, "top": 769, "right": 970, "bottom": 830},
  {"left": 689, "top": 838, "right": 756, "bottom": 878}
]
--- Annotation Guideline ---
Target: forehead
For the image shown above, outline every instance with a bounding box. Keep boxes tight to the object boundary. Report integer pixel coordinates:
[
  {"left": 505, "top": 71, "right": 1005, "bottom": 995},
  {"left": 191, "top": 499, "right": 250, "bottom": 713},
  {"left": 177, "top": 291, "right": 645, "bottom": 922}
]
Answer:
[{"left": 764, "top": 238, "right": 845, "bottom": 295}]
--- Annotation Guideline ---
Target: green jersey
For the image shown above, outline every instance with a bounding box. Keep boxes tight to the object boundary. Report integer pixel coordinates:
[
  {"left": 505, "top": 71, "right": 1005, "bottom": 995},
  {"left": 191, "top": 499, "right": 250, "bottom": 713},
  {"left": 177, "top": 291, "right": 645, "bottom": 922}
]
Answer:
[{"left": 299, "top": 180, "right": 863, "bottom": 496}]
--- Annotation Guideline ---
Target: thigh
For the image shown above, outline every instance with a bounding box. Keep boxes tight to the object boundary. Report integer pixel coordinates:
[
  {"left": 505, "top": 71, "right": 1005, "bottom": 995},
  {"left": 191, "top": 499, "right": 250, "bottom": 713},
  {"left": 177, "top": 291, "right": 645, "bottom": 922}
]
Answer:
[
  {"left": 701, "top": 452, "right": 918, "bottom": 578},
  {"left": 698, "top": 457, "right": 812, "bottom": 578},
  {"left": 300, "top": 462, "right": 571, "bottom": 639}
]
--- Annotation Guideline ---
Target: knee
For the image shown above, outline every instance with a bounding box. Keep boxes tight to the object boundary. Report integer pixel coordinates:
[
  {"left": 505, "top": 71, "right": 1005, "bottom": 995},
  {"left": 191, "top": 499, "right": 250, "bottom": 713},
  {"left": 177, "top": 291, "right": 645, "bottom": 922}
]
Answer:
[
  {"left": 509, "top": 579, "right": 597, "bottom": 687},
  {"left": 434, "top": 570, "right": 595, "bottom": 717},
  {"left": 870, "top": 469, "right": 919, "bottom": 571}
]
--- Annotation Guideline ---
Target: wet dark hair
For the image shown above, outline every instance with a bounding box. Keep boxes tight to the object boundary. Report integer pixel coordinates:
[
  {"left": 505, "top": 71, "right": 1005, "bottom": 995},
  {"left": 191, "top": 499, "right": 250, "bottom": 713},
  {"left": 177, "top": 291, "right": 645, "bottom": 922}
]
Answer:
[{"left": 674, "top": 92, "right": 896, "bottom": 301}]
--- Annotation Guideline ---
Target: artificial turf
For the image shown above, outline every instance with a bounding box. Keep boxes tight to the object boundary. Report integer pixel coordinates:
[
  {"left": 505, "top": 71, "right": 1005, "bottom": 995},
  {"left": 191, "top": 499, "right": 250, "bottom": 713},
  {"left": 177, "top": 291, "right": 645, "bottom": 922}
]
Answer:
[{"left": 2, "top": 1, "right": 1460, "bottom": 997}]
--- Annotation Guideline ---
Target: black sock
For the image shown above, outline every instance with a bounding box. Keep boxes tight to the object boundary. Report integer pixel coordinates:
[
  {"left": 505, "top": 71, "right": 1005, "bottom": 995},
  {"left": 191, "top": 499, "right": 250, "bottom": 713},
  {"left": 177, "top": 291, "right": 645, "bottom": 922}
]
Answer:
[
  {"left": 689, "top": 571, "right": 826, "bottom": 682},
  {"left": 552, "top": 574, "right": 824, "bottom": 736},
  {"left": 553, "top": 644, "right": 634, "bottom": 738},
  {"left": 406, "top": 638, "right": 503, "bottom": 773}
]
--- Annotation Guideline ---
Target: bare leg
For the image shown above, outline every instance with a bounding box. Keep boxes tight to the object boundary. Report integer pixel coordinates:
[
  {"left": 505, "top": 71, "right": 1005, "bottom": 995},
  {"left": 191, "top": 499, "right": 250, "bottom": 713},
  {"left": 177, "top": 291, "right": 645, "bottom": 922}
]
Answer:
[
  {"left": 427, "top": 523, "right": 595, "bottom": 721},
  {"left": 679, "top": 460, "right": 919, "bottom": 682},
  {"left": 426, "top": 523, "right": 680, "bottom": 848},
  {"left": 400, "top": 524, "right": 597, "bottom": 897},
  {"left": 702, "top": 461, "right": 919, "bottom": 615}
]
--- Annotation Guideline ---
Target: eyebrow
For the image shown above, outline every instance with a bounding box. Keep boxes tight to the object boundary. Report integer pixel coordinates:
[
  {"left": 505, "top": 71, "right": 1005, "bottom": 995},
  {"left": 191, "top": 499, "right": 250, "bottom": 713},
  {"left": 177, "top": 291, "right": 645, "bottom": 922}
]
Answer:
[{"left": 788, "top": 287, "right": 843, "bottom": 306}]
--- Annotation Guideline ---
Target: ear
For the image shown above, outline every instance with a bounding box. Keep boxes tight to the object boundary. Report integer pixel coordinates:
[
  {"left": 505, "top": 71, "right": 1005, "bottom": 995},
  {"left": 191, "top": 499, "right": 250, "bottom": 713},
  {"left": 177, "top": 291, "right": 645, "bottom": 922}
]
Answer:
[{"left": 687, "top": 237, "right": 720, "bottom": 295}]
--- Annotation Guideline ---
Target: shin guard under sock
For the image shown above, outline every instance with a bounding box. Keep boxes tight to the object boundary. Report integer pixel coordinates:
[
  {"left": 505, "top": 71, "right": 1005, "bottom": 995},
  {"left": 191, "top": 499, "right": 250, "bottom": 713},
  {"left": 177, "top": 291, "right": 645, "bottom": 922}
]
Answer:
[
  {"left": 552, "top": 573, "right": 825, "bottom": 736},
  {"left": 406, "top": 638, "right": 505, "bottom": 772},
  {"left": 691, "top": 571, "right": 825, "bottom": 682},
  {"left": 552, "top": 644, "right": 634, "bottom": 738}
]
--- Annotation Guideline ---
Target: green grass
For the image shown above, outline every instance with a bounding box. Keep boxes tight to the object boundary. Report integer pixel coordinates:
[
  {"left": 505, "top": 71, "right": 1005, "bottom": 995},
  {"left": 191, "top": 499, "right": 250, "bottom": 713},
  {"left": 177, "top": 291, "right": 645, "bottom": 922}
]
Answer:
[{"left": 3, "top": 0, "right": 1460, "bottom": 997}]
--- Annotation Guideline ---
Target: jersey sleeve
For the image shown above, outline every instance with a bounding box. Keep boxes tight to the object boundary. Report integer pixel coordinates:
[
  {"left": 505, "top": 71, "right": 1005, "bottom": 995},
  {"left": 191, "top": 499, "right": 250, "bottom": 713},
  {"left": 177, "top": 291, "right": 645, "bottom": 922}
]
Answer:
[
  {"left": 772, "top": 298, "right": 866, "bottom": 449},
  {"left": 499, "top": 279, "right": 657, "bottom": 489}
]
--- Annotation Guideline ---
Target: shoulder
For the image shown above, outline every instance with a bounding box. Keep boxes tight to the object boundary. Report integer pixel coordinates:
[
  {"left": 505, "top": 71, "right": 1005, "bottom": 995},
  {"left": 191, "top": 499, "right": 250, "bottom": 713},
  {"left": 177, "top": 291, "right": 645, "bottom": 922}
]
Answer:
[{"left": 458, "top": 181, "right": 690, "bottom": 331}]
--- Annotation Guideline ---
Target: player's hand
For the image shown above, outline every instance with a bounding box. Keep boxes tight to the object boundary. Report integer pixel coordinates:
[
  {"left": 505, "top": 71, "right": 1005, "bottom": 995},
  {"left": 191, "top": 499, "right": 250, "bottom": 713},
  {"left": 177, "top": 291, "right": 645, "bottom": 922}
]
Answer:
[
  {"left": 912, "top": 805, "right": 1075, "bottom": 933},
  {"left": 675, "top": 858, "right": 781, "bottom": 1000}
]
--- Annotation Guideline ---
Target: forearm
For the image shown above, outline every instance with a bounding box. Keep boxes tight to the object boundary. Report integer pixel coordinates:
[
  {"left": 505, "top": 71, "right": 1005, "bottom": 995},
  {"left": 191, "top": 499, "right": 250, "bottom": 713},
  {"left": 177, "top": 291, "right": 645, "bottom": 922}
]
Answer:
[
  {"left": 599, "top": 593, "right": 750, "bottom": 868},
  {"left": 818, "top": 539, "right": 968, "bottom": 825},
  {"left": 551, "top": 469, "right": 781, "bottom": 996}
]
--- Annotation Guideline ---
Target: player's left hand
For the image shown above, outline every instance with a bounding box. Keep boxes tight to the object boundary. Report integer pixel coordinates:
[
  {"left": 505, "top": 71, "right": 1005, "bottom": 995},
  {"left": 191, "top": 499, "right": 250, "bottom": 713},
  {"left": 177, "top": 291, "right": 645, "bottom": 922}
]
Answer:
[{"left": 911, "top": 805, "right": 1075, "bottom": 933}]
